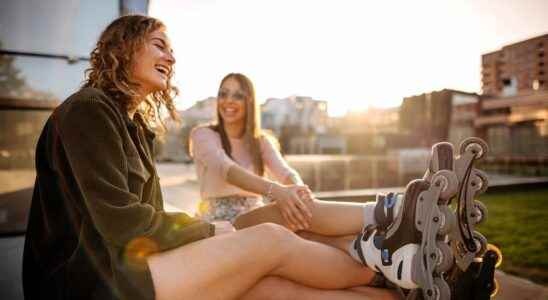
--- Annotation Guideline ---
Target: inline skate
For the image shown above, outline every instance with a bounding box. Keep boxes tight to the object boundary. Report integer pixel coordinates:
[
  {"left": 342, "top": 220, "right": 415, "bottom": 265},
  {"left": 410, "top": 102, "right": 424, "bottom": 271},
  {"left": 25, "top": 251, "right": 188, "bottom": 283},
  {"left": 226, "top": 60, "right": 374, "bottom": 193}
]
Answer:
[
  {"left": 354, "top": 137, "right": 502, "bottom": 300},
  {"left": 352, "top": 171, "right": 459, "bottom": 300}
]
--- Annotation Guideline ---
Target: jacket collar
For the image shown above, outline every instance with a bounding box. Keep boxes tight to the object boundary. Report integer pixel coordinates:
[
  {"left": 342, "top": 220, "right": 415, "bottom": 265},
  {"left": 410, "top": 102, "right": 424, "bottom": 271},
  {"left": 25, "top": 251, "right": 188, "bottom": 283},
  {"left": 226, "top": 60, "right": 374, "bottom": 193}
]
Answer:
[{"left": 133, "top": 113, "right": 157, "bottom": 141}]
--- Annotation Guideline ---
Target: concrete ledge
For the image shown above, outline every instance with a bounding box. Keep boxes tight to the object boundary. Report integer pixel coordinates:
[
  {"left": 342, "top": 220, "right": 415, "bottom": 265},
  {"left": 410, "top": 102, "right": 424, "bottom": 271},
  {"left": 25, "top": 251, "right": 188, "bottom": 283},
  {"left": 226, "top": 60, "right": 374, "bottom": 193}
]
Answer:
[
  {"left": 316, "top": 186, "right": 403, "bottom": 202},
  {"left": 0, "top": 97, "right": 59, "bottom": 110},
  {"left": 316, "top": 177, "right": 548, "bottom": 202}
]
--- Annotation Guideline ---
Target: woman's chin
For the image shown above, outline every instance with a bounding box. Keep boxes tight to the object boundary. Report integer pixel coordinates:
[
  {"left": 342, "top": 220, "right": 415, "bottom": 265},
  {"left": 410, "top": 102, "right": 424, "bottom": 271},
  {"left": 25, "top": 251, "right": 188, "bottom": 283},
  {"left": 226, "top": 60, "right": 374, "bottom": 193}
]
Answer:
[
  {"left": 148, "top": 86, "right": 168, "bottom": 94},
  {"left": 222, "top": 117, "right": 244, "bottom": 125}
]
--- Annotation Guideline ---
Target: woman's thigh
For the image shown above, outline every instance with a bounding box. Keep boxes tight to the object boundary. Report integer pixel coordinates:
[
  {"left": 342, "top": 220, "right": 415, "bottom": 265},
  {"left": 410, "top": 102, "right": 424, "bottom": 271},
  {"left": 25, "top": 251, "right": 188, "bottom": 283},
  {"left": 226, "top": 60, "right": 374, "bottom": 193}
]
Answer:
[
  {"left": 148, "top": 222, "right": 375, "bottom": 300},
  {"left": 297, "top": 231, "right": 355, "bottom": 253},
  {"left": 148, "top": 223, "right": 289, "bottom": 300}
]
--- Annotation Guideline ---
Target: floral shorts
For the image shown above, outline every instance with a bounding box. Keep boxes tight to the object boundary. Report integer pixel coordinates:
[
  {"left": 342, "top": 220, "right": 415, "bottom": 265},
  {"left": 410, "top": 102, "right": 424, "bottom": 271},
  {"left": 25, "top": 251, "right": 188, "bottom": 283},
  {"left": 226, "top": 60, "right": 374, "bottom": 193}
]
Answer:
[{"left": 196, "top": 196, "right": 265, "bottom": 224}]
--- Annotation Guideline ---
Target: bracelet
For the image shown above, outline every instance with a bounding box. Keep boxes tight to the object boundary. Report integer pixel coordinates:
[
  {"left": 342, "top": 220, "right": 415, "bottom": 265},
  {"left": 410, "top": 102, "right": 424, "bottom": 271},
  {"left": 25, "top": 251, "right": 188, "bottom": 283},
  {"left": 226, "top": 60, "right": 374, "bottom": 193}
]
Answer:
[{"left": 265, "top": 182, "right": 274, "bottom": 202}]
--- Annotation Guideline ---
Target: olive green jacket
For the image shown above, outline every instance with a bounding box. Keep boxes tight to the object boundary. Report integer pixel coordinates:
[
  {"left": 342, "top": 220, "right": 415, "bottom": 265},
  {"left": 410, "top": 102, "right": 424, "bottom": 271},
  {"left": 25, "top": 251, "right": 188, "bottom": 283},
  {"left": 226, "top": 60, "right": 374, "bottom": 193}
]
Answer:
[{"left": 23, "top": 87, "right": 214, "bottom": 300}]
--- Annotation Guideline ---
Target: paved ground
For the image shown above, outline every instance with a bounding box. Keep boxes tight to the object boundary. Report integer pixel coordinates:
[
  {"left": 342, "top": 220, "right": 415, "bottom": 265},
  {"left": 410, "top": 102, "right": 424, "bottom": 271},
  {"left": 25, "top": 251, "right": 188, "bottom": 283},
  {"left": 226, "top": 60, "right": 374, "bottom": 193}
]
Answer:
[{"left": 156, "top": 163, "right": 548, "bottom": 300}]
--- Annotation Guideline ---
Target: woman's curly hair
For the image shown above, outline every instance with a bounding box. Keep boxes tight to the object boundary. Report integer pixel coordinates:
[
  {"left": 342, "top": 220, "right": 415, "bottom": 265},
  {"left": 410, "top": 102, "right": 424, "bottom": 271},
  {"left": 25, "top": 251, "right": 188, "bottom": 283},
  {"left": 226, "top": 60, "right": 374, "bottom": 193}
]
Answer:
[{"left": 83, "top": 14, "right": 179, "bottom": 130}]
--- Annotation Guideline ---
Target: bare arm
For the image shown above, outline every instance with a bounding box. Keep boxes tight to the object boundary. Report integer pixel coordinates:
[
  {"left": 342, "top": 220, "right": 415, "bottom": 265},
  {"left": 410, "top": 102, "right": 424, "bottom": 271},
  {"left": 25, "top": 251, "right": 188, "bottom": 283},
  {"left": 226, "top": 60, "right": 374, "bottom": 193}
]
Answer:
[
  {"left": 190, "top": 127, "right": 311, "bottom": 229},
  {"left": 260, "top": 136, "right": 314, "bottom": 224},
  {"left": 226, "top": 163, "right": 312, "bottom": 230},
  {"left": 261, "top": 135, "right": 304, "bottom": 186},
  {"left": 284, "top": 173, "right": 304, "bottom": 185}
]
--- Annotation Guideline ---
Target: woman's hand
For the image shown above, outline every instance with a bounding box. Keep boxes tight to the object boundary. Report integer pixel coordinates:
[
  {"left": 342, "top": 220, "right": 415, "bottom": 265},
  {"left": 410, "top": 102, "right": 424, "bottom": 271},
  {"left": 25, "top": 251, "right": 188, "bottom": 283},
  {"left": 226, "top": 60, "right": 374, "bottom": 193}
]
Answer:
[{"left": 271, "top": 183, "right": 314, "bottom": 231}]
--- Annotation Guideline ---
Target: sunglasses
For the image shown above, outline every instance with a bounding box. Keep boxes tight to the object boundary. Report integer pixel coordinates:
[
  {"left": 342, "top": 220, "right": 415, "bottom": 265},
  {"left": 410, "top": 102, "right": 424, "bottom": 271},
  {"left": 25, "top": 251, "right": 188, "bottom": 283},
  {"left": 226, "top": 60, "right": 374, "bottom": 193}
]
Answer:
[{"left": 218, "top": 89, "right": 246, "bottom": 102}]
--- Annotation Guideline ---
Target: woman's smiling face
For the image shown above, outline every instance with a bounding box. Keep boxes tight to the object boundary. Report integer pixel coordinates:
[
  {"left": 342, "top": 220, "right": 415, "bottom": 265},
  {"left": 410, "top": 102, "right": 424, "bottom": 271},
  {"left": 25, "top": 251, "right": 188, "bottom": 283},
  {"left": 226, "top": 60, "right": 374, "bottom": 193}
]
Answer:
[
  {"left": 217, "top": 76, "right": 247, "bottom": 127},
  {"left": 131, "top": 28, "right": 176, "bottom": 95}
]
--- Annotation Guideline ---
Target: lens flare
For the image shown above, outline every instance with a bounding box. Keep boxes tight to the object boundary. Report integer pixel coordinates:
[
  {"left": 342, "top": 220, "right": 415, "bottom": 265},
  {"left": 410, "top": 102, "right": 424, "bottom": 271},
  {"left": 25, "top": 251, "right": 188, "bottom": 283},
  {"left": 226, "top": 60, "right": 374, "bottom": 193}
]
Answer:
[
  {"left": 197, "top": 199, "right": 209, "bottom": 216},
  {"left": 124, "top": 237, "right": 159, "bottom": 270}
]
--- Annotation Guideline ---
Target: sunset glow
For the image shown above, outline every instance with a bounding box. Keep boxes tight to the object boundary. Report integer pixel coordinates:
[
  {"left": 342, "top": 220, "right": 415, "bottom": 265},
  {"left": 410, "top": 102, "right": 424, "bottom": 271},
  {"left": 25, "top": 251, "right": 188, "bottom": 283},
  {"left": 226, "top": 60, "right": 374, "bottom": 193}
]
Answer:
[{"left": 150, "top": 0, "right": 548, "bottom": 116}]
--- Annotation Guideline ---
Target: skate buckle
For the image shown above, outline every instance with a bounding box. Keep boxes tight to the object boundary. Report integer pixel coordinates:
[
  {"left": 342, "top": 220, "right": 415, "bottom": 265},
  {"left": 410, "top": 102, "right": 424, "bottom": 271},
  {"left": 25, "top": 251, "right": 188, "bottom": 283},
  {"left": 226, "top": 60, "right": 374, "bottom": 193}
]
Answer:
[
  {"left": 373, "top": 234, "right": 384, "bottom": 248},
  {"left": 381, "top": 248, "right": 392, "bottom": 265}
]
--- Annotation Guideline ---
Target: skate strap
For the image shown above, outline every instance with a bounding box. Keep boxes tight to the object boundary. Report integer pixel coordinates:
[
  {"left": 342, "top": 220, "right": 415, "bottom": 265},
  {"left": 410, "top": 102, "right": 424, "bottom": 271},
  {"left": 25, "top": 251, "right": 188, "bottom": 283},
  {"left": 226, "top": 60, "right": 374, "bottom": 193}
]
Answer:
[
  {"left": 354, "top": 225, "right": 377, "bottom": 267},
  {"left": 385, "top": 192, "right": 396, "bottom": 228},
  {"left": 353, "top": 232, "right": 368, "bottom": 266},
  {"left": 385, "top": 192, "right": 397, "bottom": 208},
  {"left": 375, "top": 192, "right": 396, "bottom": 231}
]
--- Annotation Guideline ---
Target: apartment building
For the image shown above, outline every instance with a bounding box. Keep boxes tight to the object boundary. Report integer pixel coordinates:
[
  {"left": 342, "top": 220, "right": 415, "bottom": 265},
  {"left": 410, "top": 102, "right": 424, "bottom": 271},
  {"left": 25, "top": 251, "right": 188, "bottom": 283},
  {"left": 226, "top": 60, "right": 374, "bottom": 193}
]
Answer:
[{"left": 477, "top": 34, "right": 548, "bottom": 156}]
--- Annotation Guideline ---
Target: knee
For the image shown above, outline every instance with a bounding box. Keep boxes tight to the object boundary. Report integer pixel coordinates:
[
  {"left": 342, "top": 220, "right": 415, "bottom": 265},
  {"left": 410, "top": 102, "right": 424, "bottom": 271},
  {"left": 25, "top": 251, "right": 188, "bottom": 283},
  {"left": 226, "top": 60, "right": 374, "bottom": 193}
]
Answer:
[
  {"left": 253, "top": 223, "right": 295, "bottom": 241},
  {"left": 251, "top": 223, "right": 298, "bottom": 252}
]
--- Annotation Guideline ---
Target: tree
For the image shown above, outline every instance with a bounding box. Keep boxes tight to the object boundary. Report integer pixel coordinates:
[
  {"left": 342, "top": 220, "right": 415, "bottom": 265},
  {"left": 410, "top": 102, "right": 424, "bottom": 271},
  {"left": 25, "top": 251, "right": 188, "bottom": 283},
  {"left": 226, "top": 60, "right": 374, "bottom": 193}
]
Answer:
[{"left": 0, "top": 41, "right": 26, "bottom": 97}]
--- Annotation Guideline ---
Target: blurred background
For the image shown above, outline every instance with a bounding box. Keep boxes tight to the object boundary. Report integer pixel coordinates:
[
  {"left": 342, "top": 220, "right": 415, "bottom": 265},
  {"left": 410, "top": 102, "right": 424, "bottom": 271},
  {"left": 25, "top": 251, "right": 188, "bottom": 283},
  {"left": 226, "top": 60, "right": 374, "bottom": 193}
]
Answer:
[{"left": 1, "top": 0, "right": 547, "bottom": 299}]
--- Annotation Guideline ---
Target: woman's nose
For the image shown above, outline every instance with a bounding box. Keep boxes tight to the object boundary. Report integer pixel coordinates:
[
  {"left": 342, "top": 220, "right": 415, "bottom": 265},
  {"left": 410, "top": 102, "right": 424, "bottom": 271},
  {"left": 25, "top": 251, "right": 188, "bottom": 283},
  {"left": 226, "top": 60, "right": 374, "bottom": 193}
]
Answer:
[{"left": 166, "top": 51, "right": 176, "bottom": 65}]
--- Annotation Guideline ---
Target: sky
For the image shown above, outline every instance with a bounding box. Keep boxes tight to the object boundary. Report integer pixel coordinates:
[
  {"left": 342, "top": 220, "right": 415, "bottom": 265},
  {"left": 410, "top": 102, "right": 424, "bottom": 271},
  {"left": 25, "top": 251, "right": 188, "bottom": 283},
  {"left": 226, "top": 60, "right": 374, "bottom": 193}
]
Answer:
[{"left": 149, "top": 0, "right": 548, "bottom": 116}]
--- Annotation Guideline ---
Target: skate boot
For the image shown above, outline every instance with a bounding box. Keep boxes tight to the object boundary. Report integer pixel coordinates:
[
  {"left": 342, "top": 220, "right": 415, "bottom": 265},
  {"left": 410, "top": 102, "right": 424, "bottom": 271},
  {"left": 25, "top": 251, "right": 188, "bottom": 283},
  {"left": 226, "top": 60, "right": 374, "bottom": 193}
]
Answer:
[
  {"left": 360, "top": 142, "right": 456, "bottom": 234},
  {"left": 373, "top": 192, "right": 404, "bottom": 232},
  {"left": 352, "top": 174, "right": 459, "bottom": 300}
]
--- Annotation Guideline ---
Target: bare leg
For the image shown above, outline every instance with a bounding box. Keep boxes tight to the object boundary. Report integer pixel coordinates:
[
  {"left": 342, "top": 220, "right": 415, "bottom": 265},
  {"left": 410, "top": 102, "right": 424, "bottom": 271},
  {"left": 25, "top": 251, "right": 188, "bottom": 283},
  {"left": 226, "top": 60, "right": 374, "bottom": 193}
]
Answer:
[
  {"left": 297, "top": 231, "right": 355, "bottom": 253},
  {"left": 240, "top": 276, "right": 402, "bottom": 300},
  {"left": 234, "top": 200, "right": 369, "bottom": 236},
  {"left": 148, "top": 223, "right": 376, "bottom": 300}
]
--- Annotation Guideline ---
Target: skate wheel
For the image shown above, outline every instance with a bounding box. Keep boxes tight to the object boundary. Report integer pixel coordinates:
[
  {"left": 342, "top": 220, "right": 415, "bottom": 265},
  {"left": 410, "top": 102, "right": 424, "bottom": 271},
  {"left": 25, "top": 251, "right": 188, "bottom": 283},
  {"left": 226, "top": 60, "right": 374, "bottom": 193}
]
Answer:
[
  {"left": 487, "top": 244, "right": 503, "bottom": 268},
  {"left": 472, "top": 231, "right": 488, "bottom": 257},
  {"left": 433, "top": 170, "right": 459, "bottom": 200},
  {"left": 490, "top": 278, "right": 500, "bottom": 298},
  {"left": 472, "top": 169, "right": 489, "bottom": 196},
  {"left": 429, "top": 277, "right": 451, "bottom": 300},
  {"left": 459, "top": 137, "right": 489, "bottom": 160},
  {"left": 471, "top": 200, "right": 488, "bottom": 225},
  {"left": 438, "top": 206, "right": 455, "bottom": 236},
  {"left": 435, "top": 240, "right": 454, "bottom": 273}
]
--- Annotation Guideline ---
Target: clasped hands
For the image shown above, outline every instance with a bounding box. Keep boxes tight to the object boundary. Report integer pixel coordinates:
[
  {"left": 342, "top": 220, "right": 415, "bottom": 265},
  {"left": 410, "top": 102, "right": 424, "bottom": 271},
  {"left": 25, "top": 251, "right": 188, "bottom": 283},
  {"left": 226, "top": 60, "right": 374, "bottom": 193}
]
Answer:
[{"left": 271, "top": 183, "right": 315, "bottom": 231}]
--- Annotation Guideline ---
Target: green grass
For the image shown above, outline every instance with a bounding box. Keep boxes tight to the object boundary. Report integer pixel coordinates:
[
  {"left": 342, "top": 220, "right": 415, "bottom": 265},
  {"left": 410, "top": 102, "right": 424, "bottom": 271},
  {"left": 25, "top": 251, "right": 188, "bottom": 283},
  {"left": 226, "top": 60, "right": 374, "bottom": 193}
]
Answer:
[{"left": 476, "top": 187, "right": 548, "bottom": 285}]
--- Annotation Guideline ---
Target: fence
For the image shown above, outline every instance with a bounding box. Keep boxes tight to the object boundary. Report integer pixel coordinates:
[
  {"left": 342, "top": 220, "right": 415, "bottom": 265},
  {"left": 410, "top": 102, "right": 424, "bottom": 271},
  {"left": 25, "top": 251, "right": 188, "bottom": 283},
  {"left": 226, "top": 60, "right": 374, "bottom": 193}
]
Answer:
[{"left": 285, "top": 152, "right": 430, "bottom": 192}]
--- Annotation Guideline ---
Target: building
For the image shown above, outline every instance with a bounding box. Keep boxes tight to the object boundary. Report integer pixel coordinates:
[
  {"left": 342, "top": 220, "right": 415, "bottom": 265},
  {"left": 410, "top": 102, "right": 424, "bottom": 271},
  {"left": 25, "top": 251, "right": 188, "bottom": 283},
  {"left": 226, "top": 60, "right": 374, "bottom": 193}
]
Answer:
[
  {"left": 157, "top": 97, "right": 217, "bottom": 161},
  {"left": 476, "top": 34, "right": 548, "bottom": 157},
  {"left": 447, "top": 90, "right": 481, "bottom": 147},
  {"left": 481, "top": 34, "right": 548, "bottom": 97},
  {"left": 400, "top": 89, "right": 458, "bottom": 146},
  {"left": 261, "top": 96, "right": 328, "bottom": 136},
  {"left": 261, "top": 96, "right": 331, "bottom": 154},
  {"left": 179, "top": 96, "right": 217, "bottom": 127},
  {"left": 476, "top": 91, "right": 548, "bottom": 156},
  {"left": 333, "top": 107, "right": 401, "bottom": 154},
  {"left": 399, "top": 89, "right": 484, "bottom": 149}
]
